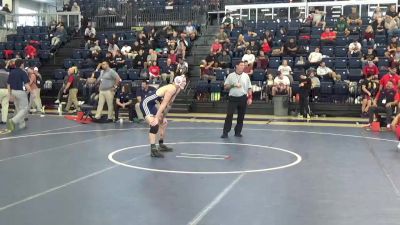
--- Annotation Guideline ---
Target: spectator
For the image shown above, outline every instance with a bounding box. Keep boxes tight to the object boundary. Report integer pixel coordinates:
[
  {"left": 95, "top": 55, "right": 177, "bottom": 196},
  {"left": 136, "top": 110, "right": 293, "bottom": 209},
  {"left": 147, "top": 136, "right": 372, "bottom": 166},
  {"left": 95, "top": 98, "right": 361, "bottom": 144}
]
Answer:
[
  {"left": 309, "top": 70, "right": 320, "bottom": 102},
  {"left": 312, "top": 8, "right": 326, "bottom": 30},
  {"left": 211, "top": 39, "right": 223, "bottom": 55},
  {"left": 70, "top": 2, "right": 80, "bottom": 12},
  {"left": 27, "top": 67, "right": 43, "bottom": 114},
  {"left": 24, "top": 42, "right": 38, "bottom": 59},
  {"left": 244, "top": 30, "right": 257, "bottom": 42},
  {"left": 261, "top": 38, "right": 271, "bottom": 54},
  {"left": 200, "top": 60, "right": 215, "bottom": 81},
  {"left": 168, "top": 49, "right": 177, "bottom": 65},
  {"left": 0, "top": 61, "right": 9, "bottom": 124},
  {"left": 217, "top": 50, "right": 231, "bottom": 69},
  {"left": 272, "top": 72, "right": 291, "bottom": 96},
  {"left": 94, "top": 61, "right": 121, "bottom": 121},
  {"left": 390, "top": 47, "right": 400, "bottom": 68},
  {"left": 221, "top": 13, "right": 234, "bottom": 31},
  {"left": 242, "top": 49, "right": 255, "bottom": 67},
  {"left": 362, "top": 25, "right": 375, "bottom": 47},
  {"left": 385, "top": 36, "right": 399, "bottom": 58},
  {"left": 386, "top": 5, "right": 400, "bottom": 24},
  {"left": 321, "top": 27, "right": 336, "bottom": 46},
  {"left": 176, "top": 58, "right": 188, "bottom": 76},
  {"left": 146, "top": 49, "right": 158, "bottom": 63},
  {"left": 372, "top": 17, "right": 386, "bottom": 34},
  {"left": 149, "top": 61, "right": 161, "bottom": 82},
  {"left": 89, "top": 40, "right": 101, "bottom": 55},
  {"left": 243, "top": 60, "right": 254, "bottom": 77},
  {"left": 108, "top": 42, "right": 120, "bottom": 57},
  {"left": 379, "top": 67, "right": 399, "bottom": 90},
  {"left": 184, "top": 21, "right": 197, "bottom": 41},
  {"left": 363, "top": 60, "right": 379, "bottom": 78},
  {"left": 134, "top": 49, "right": 146, "bottom": 68},
  {"left": 255, "top": 51, "right": 268, "bottom": 70},
  {"left": 372, "top": 6, "right": 383, "bottom": 20},
  {"left": 121, "top": 43, "right": 132, "bottom": 59},
  {"left": 62, "top": 3, "right": 70, "bottom": 12},
  {"left": 234, "top": 34, "right": 246, "bottom": 57},
  {"left": 347, "top": 7, "right": 362, "bottom": 26},
  {"left": 385, "top": 15, "right": 400, "bottom": 37},
  {"left": 335, "top": 16, "right": 350, "bottom": 36},
  {"left": 216, "top": 27, "right": 228, "bottom": 43},
  {"left": 261, "top": 30, "right": 273, "bottom": 47},
  {"left": 135, "top": 80, "right": 156, "bottom": 122},
  {"left": 278, "top": 60, "right": 293, "bottom": 83},
  {"left": 308, "top": 47, "right": 323, "bottom": 68},
  {"left": 114, "top": 51, "right": 126, "bottom": 69},
  {"left": 247, "top": 40, "right": 259, "bottom": 55},
  {"left": 317, "top": 61, "right": 340, "bottom": 81},
  {"left": 348, "top": 40, "right": 362, "bottom": 58},
  {"left": 63, "top": 67, "right": 80, "bottom": 113},
  {"left": 84, "top": 24, "right": 96, "bottom": 42},
  {"left": 368, "top": 80, "right": 397, "bottom": 129},
  {"left": 2, "top": 4, "right": 10, "bottom": 13},
  {"left": 362, "top": 47, "right": 378, "bottom": 66},
  {"left": 115, "top": 84, "right": 133, "bottom": 122},
  {"left": 161, "top": 58, "right": 176, "bottom": 83},
  {"left": 361, "top": 74, "right": 379, "bottom": 116},
  {"left": 140, "top": 62, "right": 149, "bottom": 79},
  {"left": 282, "top": 38, "right": 298, "bottom": 57}
]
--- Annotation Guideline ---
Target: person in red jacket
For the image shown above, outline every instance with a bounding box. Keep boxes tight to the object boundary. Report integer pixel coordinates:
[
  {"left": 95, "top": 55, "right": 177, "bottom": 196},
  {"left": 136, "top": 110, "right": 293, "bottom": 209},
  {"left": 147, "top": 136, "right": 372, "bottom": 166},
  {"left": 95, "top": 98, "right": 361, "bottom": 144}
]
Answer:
[
  {"left": 380, "top": 67, "right": 400, "bottom": 91},
  {"left": 24, "top": 44, "right": 37, "bottom": 59},
  {"left": 261, "top": 38, "right": 271, "bottom": 54},
  {"left": 149, "top": 60, "right": 160, "bottom": 82},
  {"left": 362, "top": 61, "right": 379, "bottom": 78}
]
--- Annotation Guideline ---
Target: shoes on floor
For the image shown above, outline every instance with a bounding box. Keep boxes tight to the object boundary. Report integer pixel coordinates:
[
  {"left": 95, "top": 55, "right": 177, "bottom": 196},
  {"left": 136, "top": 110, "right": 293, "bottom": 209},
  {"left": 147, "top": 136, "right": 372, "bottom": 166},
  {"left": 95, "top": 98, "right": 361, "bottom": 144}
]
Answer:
[
  {"left": 234, "top": 133, "right": 242, "bottom": 137},
  {"left": 220, "top": 133, "right": 228, "bottom": 138}
]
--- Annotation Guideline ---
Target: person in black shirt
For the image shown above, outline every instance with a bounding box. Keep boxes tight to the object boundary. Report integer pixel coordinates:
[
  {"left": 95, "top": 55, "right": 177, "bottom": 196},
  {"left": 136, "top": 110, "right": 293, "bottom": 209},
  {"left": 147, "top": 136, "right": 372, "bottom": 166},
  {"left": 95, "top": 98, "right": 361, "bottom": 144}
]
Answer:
[
  {"left": 368, "top": 80, "right": 398, "bottom": 128},
  {"left": 2, "top": 4, "right": 11, "bottom": 13},
  {"left": 135, "top": 80, "right": 156, "bottom": 122},
  {"left": 7, "top": 59, "right": 31, "bottom": 131},
  {"left": 283, "top": 38, "right": 298, "bottom": 57},
  {"left": 114, "top": 51, "right": 126, "bottom": 69},
  {"left": 298, "top": 74, "right": 312, "bottom": 119},
  {"left": 361, "top": 74, "right": 379, "bottom": 116},
  {"left": 362, "top": 47, "right": 378, "bottom": 66},
  {"left": 134, "top": 49, "right": 146, "bottom": 69},
  {"left": 115, "top": 84, "right": 133, "bottom": 122}
]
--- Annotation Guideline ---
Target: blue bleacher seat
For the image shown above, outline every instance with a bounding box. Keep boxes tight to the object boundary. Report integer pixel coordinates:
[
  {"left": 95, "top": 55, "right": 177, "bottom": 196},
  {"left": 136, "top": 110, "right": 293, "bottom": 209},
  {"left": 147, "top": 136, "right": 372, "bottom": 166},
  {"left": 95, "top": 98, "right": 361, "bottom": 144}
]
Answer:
[
  {"left": 335, "top": 47, "right": 347, "bottom": 57},
  {"left": 322, "top": 58, "right": 334, "bottom": 68},
  {"left": 72, "top": 49, "right": 82, "bottom": 59},
  {"left": 54, "top": 69, "right": 67, "bottom": 80},
  {"left": 64, "top": 59, "right": 73, "bottom": 69},
  {"left": 377, "top": 58, "right": 389, "bottom": 68},
  {"left": 252, "top": 70, "right": 266, "bottom": 82},
  {"left": 128, "top": 69, "right": 140, "bottom": 80},
  {"left": 209, "top": 81, "right": 222, "bottom": 93},
  {"left": 335, "top": 37, "right": 348, "bottom": 46},
  {"left": 38, "top": 50, "right": 50, "bottom": 60},
  {"left": 348, "top": 69, "right": 362, "bottom": 81},
  {"left": 321, "top": 46, "right": 334, "bottom": 57},
  {"left": 5, "top": 42, "right": 13, "bottom": 50},
  {"left": 334, "top": 58, "right": 348, "bottom": 69},
  {"left": 348, "top": 58, "right": 361, "bottom": 68},
  {"left": 376, "top": 46, "right": 387, "bottom": 57},
  {"left": 335, "top": 69, "right": 349, "bottom": 81},
  {"left": 215, "top": 68, "right": 228, "bottom": 81},
  {"left": 117, "top": 68, "right": 128, "bottom": 80},
  {"left": 268, "top": 57, "right": 281, "bottom": 68},
  {"left": 320, "top": 81, "right": 334, "bottom": 101}
]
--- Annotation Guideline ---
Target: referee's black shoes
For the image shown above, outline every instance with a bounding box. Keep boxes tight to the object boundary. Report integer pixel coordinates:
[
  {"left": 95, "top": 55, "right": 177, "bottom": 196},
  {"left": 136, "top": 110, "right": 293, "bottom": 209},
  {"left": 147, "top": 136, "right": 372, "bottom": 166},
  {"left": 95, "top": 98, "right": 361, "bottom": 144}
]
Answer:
[{"left": 220, "top": 133, "right": 228, "bottom": 138}]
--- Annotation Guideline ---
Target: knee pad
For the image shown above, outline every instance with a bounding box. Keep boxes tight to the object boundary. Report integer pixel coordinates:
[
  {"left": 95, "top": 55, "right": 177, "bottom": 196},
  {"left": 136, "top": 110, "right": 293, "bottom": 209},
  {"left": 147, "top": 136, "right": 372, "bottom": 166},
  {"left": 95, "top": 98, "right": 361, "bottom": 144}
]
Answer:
[{"left": 149, "top": 124, "right": 159, "bottom": 134}]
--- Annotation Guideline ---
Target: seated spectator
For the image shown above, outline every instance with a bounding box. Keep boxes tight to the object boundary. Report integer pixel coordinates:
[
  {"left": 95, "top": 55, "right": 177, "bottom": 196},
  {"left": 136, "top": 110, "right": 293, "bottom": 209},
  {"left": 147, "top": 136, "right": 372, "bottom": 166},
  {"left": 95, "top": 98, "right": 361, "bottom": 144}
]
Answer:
[
  {"left": 148, "top": 61, "right": 161, "bottom": 82},
  {"left": 255, "top": 51, "right": 268, "bottom": 70},
  {"left": 295, "top": 56, "right": 307, "bottom": 68},
  {"left": 347, "top": 7, "right": 362, "bottom": 26},
  {"left": 104, "top": 52, "right": 116, "bottom": 68},
  {"left": 247, "top": 40, "right": 259, "bottom": 55},
  {"left": 363, "top": 60, "right": 379, "bottom": 78},
  {"left": 89, "top": 40, "right": 101, "bottom": 55},
  {"left": 121, "top": 43, "right": 133, "bottom": 59},
  {"left": 146, "top": 49, "right": 158, "bottom": 64},
  {"left": 222, "top": 38, "right": 233, "bottom": 56},
  {"left": 133, "top": 49, "right": 145, "bottom": 69},
  {"left": 386, "top": 36, "right": 399, "bottom": 58},
  {"left": 200, "top": 59, "right": 215, "bottom": 81},
  {"left": 217, "top": 50, "right": 231, "bottom": 69},
  {"left": 135, "top": 80, "right": 156, "bottom": 122},
  {"left": 243, "top": 30, "right": 257, "bottom": 42},
  {"left": 335, "top": 16, "right": 350, "bottom": 36},
  {"left": 168, "top": 49, "right": 177, "bottom": 65},
  {"left": 380, "top": 67, "right": 399, "bottom": 90},
  {"left": 390, "top": 47, "right": 400, "bottom": 68},
  {"left": 234, "top": 34, "right": 247, "bottom": 57},
  {"left": 309, "top": 70, "right": 320, "bottom": 102},
  {"left": 368, "top": 80, "right": 397, "bottom": 129},
  {"left": 272, "top": 72, "right": 291, "bottom": 96},
  {"left": 211, "top": 39, "right": 223, "bottom": 55},
  {"left": 372, "top": 6, "right": 383, "bottom": 20},
  {"left": 278, "top": 60, "right": 293, "bottom": 83},
  {"left": 362, "top": 47, "right": 378, "bottom": 66},
  {"left": 361, "top": 74, "right": 379, "bottom": 116},
  {"left": 261, "top": 38, "right": 271, "bottom": 55},
  {"left": 221, "top": 13, "right": 234, "bottom": 31},
  {"left": 265, "top": 74, "right": 274, "bottom": 101},
  {"left": 183, "top": 21, "right": 197, "bottom": 41},
  {"left": 317, "top": 61, "right": 340, "bottom": 81},
  {"left": 176, "top": 38, "right": 188, "bottom": 60},
  {"left": 282, "top": 38, "right": 298, "bottom": 57},
  {"left": 321, "top": 27, "right": 336, "bottom": 46},
  {"left": 216, "top": 27, "right": 228, "bottom": 43},
  {"left": 114, "top": 51, "right": 126, "bottom": 69},
  {"left": 372, "top": 17, "right": 386, "bottom": 35},
  {"left": 115, "top": 84, "right": 133, "bottom": 122},
  {"left": 84, "top": 23, "right": 96, "bottom": 41},
  {"left": 242, "top": 49, "right": 255, "bottom": 67},
  {"left": 107, "top": 42, "right": 120, "bottom": 57},
  {"left": 24, "top": 43, "right": 38, "bottom": 59},
  {"left": 385, "top": 15, "right": 400, "bottom": 37},
  {"left": 348, "top": 40, "right": 362, "bottom": 58},
  {"left": 312, "top": 8, "right": 326, "bottom": 30},
  {"left": 261, "top": 30, "right": 273, "bottom": 47},
  {"left": 70, "top": 2, "right": 80, "bottom": 12},
  {"left": 140, "top": 62, "right": 149, "bottom": 79},
  {"left": 2, "top": 3, "right": 11, "bottom": 13},
  {"left": 243, "top": 60, "right": 254, "bottom": 77},
  {"left": 161, "top": 58, "right": 176, "bottom": 83},
  {"left": 362, "top": 25, "right": 375, "bottom": 47},
  {"left": 386, "top": 4, "right": 400, "bottom": 24},
  {"left": 176, "top": 58, "right": 188, "bottom": 76},
  {"left": 131, "top": 41, "right": 142, "bottom": 57},
  {"left": 308, "top": 47, "right": 322, "bottom": 68}
]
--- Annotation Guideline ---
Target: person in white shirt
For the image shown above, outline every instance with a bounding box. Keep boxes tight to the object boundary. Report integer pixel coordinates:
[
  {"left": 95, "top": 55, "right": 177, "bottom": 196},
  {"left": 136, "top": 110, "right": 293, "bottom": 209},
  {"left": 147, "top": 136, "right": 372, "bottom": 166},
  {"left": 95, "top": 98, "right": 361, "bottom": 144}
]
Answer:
[
  {"left": 317, "top": 62, "right": 340, "bottom": 81},
  {"left": 242, "top": 50, "right": 255, "bottom": 67},
  {"left": 348, "top": 40, "right": 362, "bottom": 57},
  {"left": 278, "top": 60, "right": 293, "bottom": 83},
  {"left": 312, "top": 8, "right": 326, "bottom": 30},
  {"left": 272, "top": 72, "right": 291, "bottom": 96},
  {"left": 84, "top": 24, "right": 96, "bottom": 41},
  {"left": 184, "top": 21, "right": 197, "bottom": 40},
  {"left": 221, "top": 13, "right": 234, "bottom": 31},
  {"left": 121, "top": 44, "right": 133, "bottom": 59},
  {"left": 308, "top": 47, "right": 323, "bottom": 67}
]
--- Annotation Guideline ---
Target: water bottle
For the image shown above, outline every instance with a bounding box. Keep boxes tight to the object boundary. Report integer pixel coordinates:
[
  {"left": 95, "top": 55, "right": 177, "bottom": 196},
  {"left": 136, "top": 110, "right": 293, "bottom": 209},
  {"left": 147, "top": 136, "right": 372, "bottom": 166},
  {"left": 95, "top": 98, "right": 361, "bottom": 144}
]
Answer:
[{"left": 58, "top": 104, "right": 62, "bottom": 116}]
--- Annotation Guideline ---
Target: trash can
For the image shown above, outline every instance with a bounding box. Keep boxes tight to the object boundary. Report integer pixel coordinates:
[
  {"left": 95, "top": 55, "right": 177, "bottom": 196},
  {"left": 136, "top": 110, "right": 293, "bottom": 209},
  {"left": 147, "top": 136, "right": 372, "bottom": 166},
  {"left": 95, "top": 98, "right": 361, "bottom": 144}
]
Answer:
[{"left": 273, "top": 95, "right": 289, "bottom": 116}]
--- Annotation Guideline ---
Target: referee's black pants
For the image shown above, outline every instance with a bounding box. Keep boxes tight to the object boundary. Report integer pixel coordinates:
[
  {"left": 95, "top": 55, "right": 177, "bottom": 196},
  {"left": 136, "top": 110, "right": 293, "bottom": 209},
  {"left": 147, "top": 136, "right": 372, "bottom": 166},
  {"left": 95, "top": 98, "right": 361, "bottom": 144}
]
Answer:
[
  {"left": 299, "top": 90, "right": 310, "bottom": 117},
  {"left": 223, "top": 95, "right": 247, "bottom": 135}
]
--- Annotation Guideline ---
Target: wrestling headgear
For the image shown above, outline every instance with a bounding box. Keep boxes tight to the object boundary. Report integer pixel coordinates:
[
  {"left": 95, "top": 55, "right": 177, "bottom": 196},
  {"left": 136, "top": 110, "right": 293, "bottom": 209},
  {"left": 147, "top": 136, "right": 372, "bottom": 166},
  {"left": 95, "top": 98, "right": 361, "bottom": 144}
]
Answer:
[{"left": 174, "top": 75, "right": 187, "bottom": 90}]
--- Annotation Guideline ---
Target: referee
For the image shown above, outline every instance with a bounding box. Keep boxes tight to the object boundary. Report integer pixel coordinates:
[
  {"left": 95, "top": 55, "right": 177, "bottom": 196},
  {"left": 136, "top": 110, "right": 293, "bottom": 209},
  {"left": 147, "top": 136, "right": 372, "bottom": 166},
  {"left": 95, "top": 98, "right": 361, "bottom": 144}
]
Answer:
[{"left": 221, "top": 61, "right": 252, "bottom": 138}]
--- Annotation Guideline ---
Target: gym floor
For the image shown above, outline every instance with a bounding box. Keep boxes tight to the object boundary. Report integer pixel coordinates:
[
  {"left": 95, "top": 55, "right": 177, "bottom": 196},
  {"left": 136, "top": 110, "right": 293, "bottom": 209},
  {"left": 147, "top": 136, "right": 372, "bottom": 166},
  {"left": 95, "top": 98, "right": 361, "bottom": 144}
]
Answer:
[{"left": 0, "top": 114, "right": 399, "bottom": 225}]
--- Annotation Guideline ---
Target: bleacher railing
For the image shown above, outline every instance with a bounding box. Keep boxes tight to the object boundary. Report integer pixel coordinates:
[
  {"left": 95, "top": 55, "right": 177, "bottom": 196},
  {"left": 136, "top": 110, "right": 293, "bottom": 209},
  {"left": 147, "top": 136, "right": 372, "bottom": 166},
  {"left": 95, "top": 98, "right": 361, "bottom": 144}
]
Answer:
[
  {"left": 225, "top": 0, "right": 397, "bottom": 23},
  {"left": 0, "top": 11, "right": 81, "bottom": 31}
]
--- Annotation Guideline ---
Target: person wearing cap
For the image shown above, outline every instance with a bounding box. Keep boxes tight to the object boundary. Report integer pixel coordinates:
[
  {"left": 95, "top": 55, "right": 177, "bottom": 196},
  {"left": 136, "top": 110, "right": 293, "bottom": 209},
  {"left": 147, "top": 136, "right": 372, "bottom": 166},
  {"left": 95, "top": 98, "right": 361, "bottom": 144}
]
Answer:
[
  {"left": 221, "top": 61, "right": 252, "bottom": 138},
  {"left": 140, "top": 75, "right": 187, "bottom": 158},
  {"left": 6, "top": 59, "right": 31, "bottom": 131}
]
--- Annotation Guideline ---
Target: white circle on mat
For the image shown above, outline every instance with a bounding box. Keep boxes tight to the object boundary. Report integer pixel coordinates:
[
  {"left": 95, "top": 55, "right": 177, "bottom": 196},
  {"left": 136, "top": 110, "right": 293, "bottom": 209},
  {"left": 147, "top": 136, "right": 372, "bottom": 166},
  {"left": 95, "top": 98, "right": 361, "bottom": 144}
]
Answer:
[{"left": 108, "top": 142, "right": 302, "bottom": 174}]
